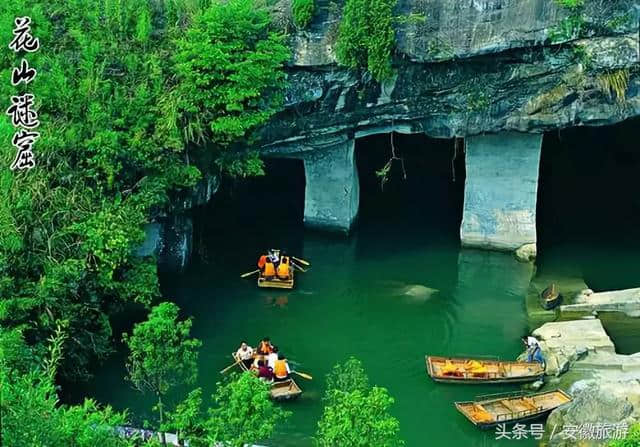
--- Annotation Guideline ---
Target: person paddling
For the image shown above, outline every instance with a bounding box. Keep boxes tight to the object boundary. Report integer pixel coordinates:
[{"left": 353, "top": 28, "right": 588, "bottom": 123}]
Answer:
[
  {"left": 273, "top": 353, "right": 291, "bottom": 382},
  {"left": 235, "top": 341, "right": 254, "bottom": 369}
]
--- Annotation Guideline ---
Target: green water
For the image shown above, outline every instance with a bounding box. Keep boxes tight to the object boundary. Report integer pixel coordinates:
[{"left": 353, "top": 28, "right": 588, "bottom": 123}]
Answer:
[
  {"left": 69, "top": 122, "right": 640, "bottom": 447},
  {"left": 77, "top": 218, "right": 547, "bottom": 447}
]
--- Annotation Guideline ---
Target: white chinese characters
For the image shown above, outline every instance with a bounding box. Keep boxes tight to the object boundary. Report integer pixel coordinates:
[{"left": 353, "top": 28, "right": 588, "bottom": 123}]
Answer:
[{"left": 6, "top": 16, "right": 40, "bottom": 171}]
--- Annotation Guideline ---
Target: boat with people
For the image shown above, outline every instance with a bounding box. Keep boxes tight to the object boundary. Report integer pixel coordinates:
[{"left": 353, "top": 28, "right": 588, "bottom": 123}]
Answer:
[
  {"left": 455, "top": 389, "right": 572, "bottom": 429},
  {"left": 241, "top": 249, "right": 310, "bottom": 290},
  {"left": 426, "top": 355, "right": 545, "bottom": 384},
  {"left": 540, "top": 283, "right": 563, "bottom": 310},
  {"left": 231, "top": 351, "right": 303, "bottom": 401}
]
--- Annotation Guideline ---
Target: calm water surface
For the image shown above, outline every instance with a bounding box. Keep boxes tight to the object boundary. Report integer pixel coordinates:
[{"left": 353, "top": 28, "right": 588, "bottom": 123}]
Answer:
[
  {"left": 80, "top": 217, "right": 545, "bottom": 447},
  {"left": 77, "top": 216, "right": 640, "bottom": 446},
  {"left": 74, "top": 124, "right": 640, "bottom": 446}
]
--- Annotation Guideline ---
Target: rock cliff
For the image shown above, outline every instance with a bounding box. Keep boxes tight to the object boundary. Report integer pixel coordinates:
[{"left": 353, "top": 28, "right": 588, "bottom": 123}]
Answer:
[{"left": 261, "top": 0, "right": 639, "bottom": 149}]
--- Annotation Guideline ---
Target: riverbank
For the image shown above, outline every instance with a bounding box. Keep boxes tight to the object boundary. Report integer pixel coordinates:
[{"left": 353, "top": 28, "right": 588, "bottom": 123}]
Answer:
[{"left": 528, "top": 318, "right": 640, "bottom": 445}]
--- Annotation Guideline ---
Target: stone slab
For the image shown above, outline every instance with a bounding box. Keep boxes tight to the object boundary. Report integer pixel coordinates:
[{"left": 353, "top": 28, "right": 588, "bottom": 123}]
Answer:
[{"left": 460, "top": 132, "right": 542, "bottom": 251}]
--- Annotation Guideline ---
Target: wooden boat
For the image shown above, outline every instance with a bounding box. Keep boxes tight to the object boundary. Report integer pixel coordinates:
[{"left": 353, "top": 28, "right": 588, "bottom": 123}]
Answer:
[
  {"left": 540, "top": 283, "right": 563, "bottom": 310},
  {"left": 270, "top": 378, "right": 302, "bottom": 401},
  {"left": 232, "top": 352, "right": 303, "bottom": 401},
  {"left": 455, "top": 389, "right": 572, "bottom": 429},
  {"left": 257, "top": 249, "right": 295, "bottom": 289},
  {"left": 258, "top": 267, "right": 294, "bottom": 289},
  {"left": 426, "top": 356, "right": 545, "bottom": 384}
]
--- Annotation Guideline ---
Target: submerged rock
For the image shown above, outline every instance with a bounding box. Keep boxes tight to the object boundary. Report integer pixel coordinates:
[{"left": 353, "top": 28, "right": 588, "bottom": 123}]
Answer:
[
  {"left": 399, "top": 285, "right": 439, "bottom": 300},
  {"left": 515, "top": 243, "right": 537, "bottom": 262}
]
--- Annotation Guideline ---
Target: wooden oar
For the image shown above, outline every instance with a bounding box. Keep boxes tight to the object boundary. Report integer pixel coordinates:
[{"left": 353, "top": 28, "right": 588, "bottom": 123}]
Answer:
[
  {"left": 240, "top": 269, "right": 260, "bottom": 278},
  {"left": 291, "top": 370, "right": 312, "bottom": 380},
  {"left": 220, "top": 357, "right": 242, "bottom": 374},
  {"left": 292, "top": 256, "right": 310, "bottom": 266},
  {"left": 292, "top": 263, "right": 307, "bottom": 273}
]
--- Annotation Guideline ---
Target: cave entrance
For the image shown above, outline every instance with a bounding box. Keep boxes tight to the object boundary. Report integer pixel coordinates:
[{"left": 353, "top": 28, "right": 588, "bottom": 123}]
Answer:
[
  {"left": 192, "top": 157, "right": 306, "bottom": 264},
  {"left": 355, "top": 132, "right": 465, "bottom": 243},
  {"left": 537, "top": 117, "right": 640, "bottom": 289}
]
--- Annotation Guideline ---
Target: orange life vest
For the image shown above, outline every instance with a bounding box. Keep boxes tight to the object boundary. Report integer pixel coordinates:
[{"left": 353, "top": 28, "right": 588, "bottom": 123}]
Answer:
[
  {"left": 274, "top": 359, "right": 288, "bottom": 378},
  {"left": 264, "top": 262, "right": 276, "bottom": 277},
  {"left": 258, "top": 255, "right": 267, "bottom": 269},
  {"left": 277, "top": 261, "right": 290, "bottom": 279},
  {"left": 258, "top": 341, "right": 272, "bottom": 354}
]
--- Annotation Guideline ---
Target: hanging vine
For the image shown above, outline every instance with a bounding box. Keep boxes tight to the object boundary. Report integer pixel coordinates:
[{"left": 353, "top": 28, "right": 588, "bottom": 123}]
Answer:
[{"left": 375, "top": 131, "right": 407, "bottom": 190}]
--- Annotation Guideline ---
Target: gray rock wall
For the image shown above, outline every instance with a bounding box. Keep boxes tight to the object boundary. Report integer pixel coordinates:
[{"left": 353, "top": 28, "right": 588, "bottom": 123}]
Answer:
[
  {"left": 297, "top": 136, "right": 360, "bottom": 232},
  {"left": 261, "top": 0, "right": 639, "bottom": 148},
  {"left": 461, "top": 132, "right": 543, "bottom": 251}
]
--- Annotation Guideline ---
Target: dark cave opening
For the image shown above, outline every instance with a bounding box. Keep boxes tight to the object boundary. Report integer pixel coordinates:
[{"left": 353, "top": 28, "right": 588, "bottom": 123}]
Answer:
[
  {"left": 192, "top": 157, "right": 306, "bottom": 264},
  {"left": 355, "top": 132, "right": 465, "bottom": 242},
  {"left": 537, "top": 117, "right": 640, "bottom": 289}
]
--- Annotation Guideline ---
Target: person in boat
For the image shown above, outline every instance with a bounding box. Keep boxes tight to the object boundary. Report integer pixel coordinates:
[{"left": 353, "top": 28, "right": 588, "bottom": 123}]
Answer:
[
  {"left": 258, "top": 254, "right": 268, "bottom": 271},
  {"left": 268, "top": 249, "right": 280, "bottom": 265},
  {"left": 257, "top": 337, "right": 273, "bottom": 355},
  {"left": 263, "top": 258, "right": 276, "bottom": 279},
  {"left": 256, "top": 359, "right": 274, "bottom": 382},
  {"left": 267, "top": 345, "right": 279, "bottom": 370},
  {"left": 277, "top": 255, "right": 291, "bottom": 280},
  {"left": 273, "top": 353, "right": 291, "bottom": 382},
  {"left": 235, "top": 341, "right": 254, "bottom": 369}
]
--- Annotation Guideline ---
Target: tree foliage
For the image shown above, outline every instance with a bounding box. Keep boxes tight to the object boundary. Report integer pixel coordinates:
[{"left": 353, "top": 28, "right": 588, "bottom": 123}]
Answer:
[
  {"left": 335, "top": 0, "right": 396, "bottom": 82},
  {"left": 0, "top": 0, "right": 288, "bottom": 382},
  {"left": 292, "top": 0, "right": 315, "bottom": 29},
  {"left": 316, "top": 358, "right": 403, "bottom": 447},
  {"left": 174, "top": 0, "right": 290, "bottom": 176},
  {"left": 123, "top": 302, "right": 201, "bottom": 428},
  {"left": 610, "top": 423, "right": 640, "bottom": 447},
  {"left": 0, "top": 327, "right": 133, "bottom": 447},
  {"left": 206, "top": 372, "right": 290, "bottom": 447}
]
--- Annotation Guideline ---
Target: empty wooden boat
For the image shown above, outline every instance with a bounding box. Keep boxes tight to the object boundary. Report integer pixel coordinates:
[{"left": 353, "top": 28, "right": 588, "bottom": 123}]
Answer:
[
  {"left": 232, "top": 352, "right": 303, "bottom": 401},
  {"left": 540, "top": 283, "right": 563, "bottom": 310},
  {"left": 426, "top": 356, "right": 545, "bottom": 384},
  {"left": 455, "top": 389, "right": 572, "bottom": 429}
]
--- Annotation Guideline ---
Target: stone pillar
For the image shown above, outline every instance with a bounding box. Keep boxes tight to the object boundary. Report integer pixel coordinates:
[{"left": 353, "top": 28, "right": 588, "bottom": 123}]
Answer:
[
  {"left": 460, "top": 132, "right": 542, "bottom": 254},
  {"left": 302, "top": 137, "right": 359, "bottom": 233}
]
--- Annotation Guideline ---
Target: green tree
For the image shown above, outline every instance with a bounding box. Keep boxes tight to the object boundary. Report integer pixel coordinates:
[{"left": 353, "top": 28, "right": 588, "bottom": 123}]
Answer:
[
  {"left": 611, "top": 423, "right": 640, "bottom": 447},
  {"left": 123, "top": 302, "right": 201, "bottom": 440},
  {"left": 336, "top": 0, "right": 396, "bottom": 81},
  {"left": 163, "top": 388, "right": 208, "bottom": 447},
  {"left": 206, "top": 372, "right": 290, "bottom": 447},
  {"left": 1, "top": 0, "right": 287, "bottom": 385},
  {"left": 0, "top": 327, "right": 133, "bottom": 447},
  {"left": 174, "top": 0, "right": 290, "bottom": 176},
  {"left": 292, "top": 0, "right": 315, "bottom": 28},
  {"left": 316, "top": 358, "right": 403, "bottom": 447},
  {"left": 325, "top": 355, "right": 369, "bottom": 397}
]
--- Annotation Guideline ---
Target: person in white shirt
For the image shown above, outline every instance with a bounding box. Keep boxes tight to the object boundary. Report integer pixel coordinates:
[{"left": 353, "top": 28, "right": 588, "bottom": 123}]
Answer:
[
  {"left": 236, "top": 341, "right": 254, "bottom": 369},
  {"left": 267, "top": 346, "right": 279, "bottom": 370}
]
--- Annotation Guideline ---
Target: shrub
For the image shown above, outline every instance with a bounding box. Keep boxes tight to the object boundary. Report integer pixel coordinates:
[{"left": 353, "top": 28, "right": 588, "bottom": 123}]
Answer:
[
  {"left": 336, "top": 0, "right": 396, "bottom": 82},
  {"left": 293, "top": 0, "right": 314, "bottom": 28}
]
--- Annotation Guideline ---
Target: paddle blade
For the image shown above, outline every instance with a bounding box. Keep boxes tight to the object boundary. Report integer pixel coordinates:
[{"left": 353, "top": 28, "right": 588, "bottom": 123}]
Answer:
[
  {"left": 294, "top": 371, "right": 313, "bottom": 380},
  {"left": 292, "top": 256, "right": 310, "bottom": 266}
]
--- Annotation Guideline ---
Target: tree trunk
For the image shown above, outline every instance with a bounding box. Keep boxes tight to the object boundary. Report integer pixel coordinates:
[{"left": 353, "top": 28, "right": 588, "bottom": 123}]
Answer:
[{"left": 158, "top": 393, "right": 167, "bottom": 447}]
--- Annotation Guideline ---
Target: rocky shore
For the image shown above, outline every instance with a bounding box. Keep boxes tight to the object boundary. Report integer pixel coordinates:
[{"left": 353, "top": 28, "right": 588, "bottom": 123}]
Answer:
[{"left": 528, "top": 318, "right": 640, "bottom": 445}]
